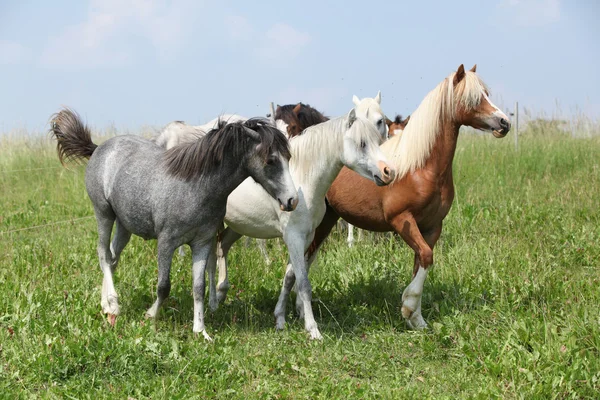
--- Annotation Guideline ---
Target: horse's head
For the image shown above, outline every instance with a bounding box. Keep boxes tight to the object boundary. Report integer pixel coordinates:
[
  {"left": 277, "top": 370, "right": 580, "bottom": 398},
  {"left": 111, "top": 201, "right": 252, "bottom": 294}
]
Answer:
[
  {"left": 452, "top": 64, "right": 511, "bottom": 138},
  {"left": 352, "top": 92, "right": 388, "bottom": 139},
  {"left": 342, "top": 108, "right": 395, "bottom": 186},
  {"left": 275, "top": 103, "right": 329, "bottom": 137},
  {"left": 241, "top": 119, "right": 299, "bottom": 211},
  {"left": 386, "top": 115, "right": 410, "bottom": 138}
]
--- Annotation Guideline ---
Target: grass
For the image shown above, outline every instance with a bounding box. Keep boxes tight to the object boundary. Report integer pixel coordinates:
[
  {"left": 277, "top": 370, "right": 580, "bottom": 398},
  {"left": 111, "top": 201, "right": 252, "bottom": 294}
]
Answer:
[{"left": 1, "top": 129, "right": 599, "bottom": 398}]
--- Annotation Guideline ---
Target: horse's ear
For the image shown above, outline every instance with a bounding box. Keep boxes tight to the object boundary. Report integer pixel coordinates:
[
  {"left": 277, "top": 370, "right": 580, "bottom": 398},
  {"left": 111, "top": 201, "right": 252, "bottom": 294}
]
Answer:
[
  {"left": 347, "top": 108, "right": 357, "bottom": 127},
  {"left": 352, "top": 95, "right": 360, "bottom": 106},
  {"left": 244, "top": 127, "right": 261, "bottom": 141},
  {"left": 453, "top": 64, "right": 466, "bottom": 85},
  {"left": 401, "top": 115, "right": 410, "bottom": 128},
  {"left": 470, "top": 64, "right": 477, "bottom": 73},
  {"left": 375, "top": 91, "right": 381, "bottom": 104},
  {"left": 385, "top": 117, "right": 393, "bottom": 128},
  {"left": 293, "top": 103, "right": 302, "bottom": 114}
]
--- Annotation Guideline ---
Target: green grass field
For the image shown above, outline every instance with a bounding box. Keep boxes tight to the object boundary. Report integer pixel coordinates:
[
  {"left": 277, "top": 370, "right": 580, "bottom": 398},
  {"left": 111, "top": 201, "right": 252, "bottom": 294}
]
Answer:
[{"left": 1, "top": 130, "right": 599, "bottom": 398}]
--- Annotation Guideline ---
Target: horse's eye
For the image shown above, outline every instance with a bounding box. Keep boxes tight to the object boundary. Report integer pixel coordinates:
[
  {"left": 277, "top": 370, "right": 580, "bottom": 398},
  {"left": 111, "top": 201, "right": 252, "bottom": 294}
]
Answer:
[
  {"left": 266, "top": 157, "right": 276, "bottom": 165},
  {"left": 360, "top": 140, "right": 366, "bottom": 149},
  {"left": 377, "top": 119, "right": 382, "bottom": 125}
]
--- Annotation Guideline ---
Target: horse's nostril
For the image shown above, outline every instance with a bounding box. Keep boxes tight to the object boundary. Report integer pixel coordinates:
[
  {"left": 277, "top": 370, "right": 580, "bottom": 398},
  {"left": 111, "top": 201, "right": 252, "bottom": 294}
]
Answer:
[
  {"left": 383, "top": 166, "right": 390, "bottom": 177},
  {"left": 500, "top": 118, "right": 509, "bottom": 129}
]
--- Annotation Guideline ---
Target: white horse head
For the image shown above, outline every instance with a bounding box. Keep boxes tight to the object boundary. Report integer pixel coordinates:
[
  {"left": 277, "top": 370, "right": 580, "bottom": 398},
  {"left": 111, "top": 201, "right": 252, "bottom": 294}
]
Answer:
[
  {"left": 352, "top": 91, "right": 387, "bottom": 139},
  {"left": 342, "top": 108, "right": 395, "bottom": 186}
]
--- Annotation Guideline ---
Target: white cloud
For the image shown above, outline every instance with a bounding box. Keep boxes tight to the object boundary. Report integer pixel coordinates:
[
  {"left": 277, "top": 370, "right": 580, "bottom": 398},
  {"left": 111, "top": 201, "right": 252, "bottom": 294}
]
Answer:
[
  {"left": 500, "top": 0, "right": 560, "bottom": 27},
  {"left": 41, "top": 0, "right": 199, "bottom": 68},
  {"left": 0, "top": 40, "right": 32, "bottom": 65}
]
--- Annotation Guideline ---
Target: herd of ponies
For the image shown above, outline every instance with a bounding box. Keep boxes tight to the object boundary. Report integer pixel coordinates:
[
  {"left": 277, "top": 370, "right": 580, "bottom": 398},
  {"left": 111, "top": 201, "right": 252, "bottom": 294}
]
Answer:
[{"left": 50, "top": 64, "right": 511, "bottom": 340}]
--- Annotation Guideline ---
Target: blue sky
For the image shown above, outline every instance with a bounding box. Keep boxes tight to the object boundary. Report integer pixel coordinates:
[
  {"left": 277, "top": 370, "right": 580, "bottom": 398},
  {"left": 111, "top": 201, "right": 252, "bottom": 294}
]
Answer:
[{"left": 1, "top": 0, "right": 598, "bottom": 132}]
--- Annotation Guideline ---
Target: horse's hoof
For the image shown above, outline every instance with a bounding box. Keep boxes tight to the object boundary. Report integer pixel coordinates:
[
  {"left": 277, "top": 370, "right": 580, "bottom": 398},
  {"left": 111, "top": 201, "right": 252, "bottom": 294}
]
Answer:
[
  {"left": 208, "top": 300, "right": 219, "bottom": 313},
  {"left": 107, "top": 314, "right": 117, "bottom": 327},
  {"left": 275, "top": 317, "right": 286, "bottom": 331},
  {"left": 402, "top": 306, "right": 428, "bottom": 330},
  {"left": 309, "top": 329, "right": 323, "bottom": 340},
  {"left": 194, "top": 329, "right": 213, "bottom": 342}
]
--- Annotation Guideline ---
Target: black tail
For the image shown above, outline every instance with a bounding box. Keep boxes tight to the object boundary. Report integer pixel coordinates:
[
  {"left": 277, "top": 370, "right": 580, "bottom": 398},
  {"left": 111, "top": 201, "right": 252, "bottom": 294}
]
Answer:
[{"left": 49, "top": 108, "right": 97, "bottom": 165}]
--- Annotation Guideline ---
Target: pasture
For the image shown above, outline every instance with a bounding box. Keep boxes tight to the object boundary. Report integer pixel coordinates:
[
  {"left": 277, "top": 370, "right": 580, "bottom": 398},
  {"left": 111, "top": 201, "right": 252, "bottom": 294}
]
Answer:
[{"left": 1, "top": 128, "right": 599, "bottom": 398}]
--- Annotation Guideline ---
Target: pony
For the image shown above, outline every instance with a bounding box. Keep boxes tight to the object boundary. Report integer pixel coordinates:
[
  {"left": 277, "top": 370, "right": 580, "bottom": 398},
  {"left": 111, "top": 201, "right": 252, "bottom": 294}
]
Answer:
[
  {"left": 210, "top": 102, "right": 395, "bottom": 339},
  {"left": 301, "top": 64, "right": 511, "bottom": 330},
  {"left": 345, "top": 114, "right": 411, "bottom": 247},
  {"left": 49, "top": 108, "right": 298, "bottom": 340},
  {"left": 274, "top": 102, "right": 329, "bottom": 137},
  {"left": 386, "top": 114, "right": 410, "bottom": 138}
]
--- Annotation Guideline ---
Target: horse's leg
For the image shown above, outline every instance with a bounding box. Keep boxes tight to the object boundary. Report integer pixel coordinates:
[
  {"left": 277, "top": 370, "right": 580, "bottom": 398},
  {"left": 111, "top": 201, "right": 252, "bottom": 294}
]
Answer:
[
  {"left": 190, "top": 238, "right": 214, "bottom": 341},
  {"left": 293, "top": 204, "right": 340, "bottom": 318},
  {"left": 275, "top": 232, "right": 322, "bottom": 339},
  {"left": 347, "top": 223, "right": 354, "bottom": 247},
  {"left": 257, "top": 239, "right": 271, "bottom": 265},
  {"left": 100, "top": 219, "right": 131, "bottom": 323},
  {"left": 109, "top": 219, "right": 131, "bottom": 267},
  {"left": 390, "top": 214, "right": 440, "bottom": 330},
  {"left": 145, "top": 239, "right": 176, "bottom": 320},
  {"left": 215, "top": 228, "right": 243, "bottom": 304},
  {"left": 95, "top": 213, "right": 120, "bottom": 325}
]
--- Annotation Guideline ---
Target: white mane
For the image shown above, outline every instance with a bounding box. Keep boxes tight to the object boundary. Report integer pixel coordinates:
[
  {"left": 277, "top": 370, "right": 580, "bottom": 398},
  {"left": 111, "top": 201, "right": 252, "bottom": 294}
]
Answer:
[
  {"left": 289, "top": 115, "right": 379, "bottom": 182},
  {"left": 155, "top": 114, "right": 289, "bottom": 150},
  {"left": 381, "top": 70, "right": 488, "bottom": 181}
]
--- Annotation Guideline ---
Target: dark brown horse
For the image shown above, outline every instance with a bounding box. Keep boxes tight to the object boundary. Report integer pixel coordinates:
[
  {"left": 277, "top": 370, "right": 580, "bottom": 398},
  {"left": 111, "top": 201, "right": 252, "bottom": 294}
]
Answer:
[
  {"left": 305, "top": 64, "right": 511, "bottom": 329},
  {"left": 274, "top": 103, "right": 329, "bottom": 137}
]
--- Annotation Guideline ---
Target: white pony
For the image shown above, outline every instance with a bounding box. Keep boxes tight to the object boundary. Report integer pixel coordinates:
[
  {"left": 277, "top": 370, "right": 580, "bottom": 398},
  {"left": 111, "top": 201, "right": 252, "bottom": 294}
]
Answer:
[
  {"left": 211, "top": 96, "right": 394, "bottom": 340},
  {"left": 155, "top": 114, "right": 289, "bottom": 149}
]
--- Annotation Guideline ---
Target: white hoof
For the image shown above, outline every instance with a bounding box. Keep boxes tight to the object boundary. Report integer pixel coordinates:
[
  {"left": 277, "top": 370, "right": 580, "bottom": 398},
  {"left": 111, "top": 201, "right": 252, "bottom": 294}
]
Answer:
[
  {"left": 401, "top": 305, "right": 428, "bottom": 330},
  {"left": 102, "top": 295, "right": 120, "bottom": 315},
  {"left": 194, "top": 328, "right": 213, "bottom": 342},
  {"left": 308, "top": 328, "right": 323, "bottom": 340}
]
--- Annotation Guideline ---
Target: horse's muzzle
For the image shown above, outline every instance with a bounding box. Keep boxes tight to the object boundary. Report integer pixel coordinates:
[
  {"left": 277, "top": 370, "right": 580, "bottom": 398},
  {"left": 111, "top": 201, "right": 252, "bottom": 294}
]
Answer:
[{"left": 279, "top": 197, "right": 298, "bottom": 212}]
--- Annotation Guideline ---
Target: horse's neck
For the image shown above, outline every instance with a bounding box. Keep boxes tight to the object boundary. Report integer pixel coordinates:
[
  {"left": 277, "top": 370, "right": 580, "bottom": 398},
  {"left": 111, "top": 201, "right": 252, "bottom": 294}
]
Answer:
[
  {"left": 189, "top": 158, "right": 249, "bottom": 203},
  {"left": 291, "top": 122, "right": 345, "bottom": 205},
  {"left": 423, "top": 122, "right": 460, "bottom": 180}
]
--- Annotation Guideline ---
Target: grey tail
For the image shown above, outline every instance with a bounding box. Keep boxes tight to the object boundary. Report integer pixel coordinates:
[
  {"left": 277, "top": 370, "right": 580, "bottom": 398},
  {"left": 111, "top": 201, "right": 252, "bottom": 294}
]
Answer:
[{"left": 49, "top": 108, "right": 98, "bottom": 165}]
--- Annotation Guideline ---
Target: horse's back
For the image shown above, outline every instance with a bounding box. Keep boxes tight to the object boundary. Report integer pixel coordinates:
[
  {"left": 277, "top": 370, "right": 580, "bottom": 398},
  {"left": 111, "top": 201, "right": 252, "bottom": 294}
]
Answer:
[{"left": 85, "top": 136, "right": 164, "bottom": 235}]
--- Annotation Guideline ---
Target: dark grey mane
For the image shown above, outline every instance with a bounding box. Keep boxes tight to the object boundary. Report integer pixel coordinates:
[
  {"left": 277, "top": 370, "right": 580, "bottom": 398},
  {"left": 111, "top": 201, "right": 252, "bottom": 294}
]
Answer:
[{"left": 163, "top": 118, "right": 291, "bottom": 181}]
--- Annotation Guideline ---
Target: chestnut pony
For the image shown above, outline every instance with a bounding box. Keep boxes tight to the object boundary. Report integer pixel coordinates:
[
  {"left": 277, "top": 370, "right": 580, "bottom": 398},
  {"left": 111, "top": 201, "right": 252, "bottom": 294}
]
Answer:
[
  {"left": 307, "top": 64, "right": 511, "bottom": 330},
  {"left": 386, "top": 114, "right": 410, "bottom": 138}
]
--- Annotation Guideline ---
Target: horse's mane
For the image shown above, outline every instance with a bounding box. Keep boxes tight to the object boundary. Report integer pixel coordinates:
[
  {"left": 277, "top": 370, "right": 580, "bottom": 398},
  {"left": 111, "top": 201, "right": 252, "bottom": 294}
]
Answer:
[
  {"left": 164, "top": 118, "right": 291, "bottom": 180},
  {"left": 289, "top": 115, "right": 379, "bottom": 181},
  {"left": 381, "top": 70, "right": 489, "bottom": 181},
  {"left": 276, "top": 103, "right": 329, "bottom": 130}
]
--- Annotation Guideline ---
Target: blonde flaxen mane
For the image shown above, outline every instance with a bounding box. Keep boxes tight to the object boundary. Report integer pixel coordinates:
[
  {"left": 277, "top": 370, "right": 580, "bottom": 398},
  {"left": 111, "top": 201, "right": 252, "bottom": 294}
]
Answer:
[{"left": 381, "top": 70, "right": 489, "bottom": 181}]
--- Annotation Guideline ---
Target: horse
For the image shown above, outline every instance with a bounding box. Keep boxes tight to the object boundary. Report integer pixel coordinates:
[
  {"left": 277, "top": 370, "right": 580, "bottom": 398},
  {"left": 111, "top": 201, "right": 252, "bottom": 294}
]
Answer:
[
  {"left": 154, "top": 114, "right": 287, "bottom": 148},
  {"left": 386, "top": 114, "right": 410, "bottom": 138},
  {"left": 300, "top": 64, "right": 511, "bottom": 330},
  {"left": 274, "top": 102, "right": 329, "bottom": 137},
  {"left": 345, "top": 114, "right": 411, "bottom": 247},
  {"left": 49, "top": 108, "right": 298, "bottom": 341},
  {"left": 158, "top": 104, "right": 330, "bottom": 261},
  {"left": 210, "top": 102, "right": 395, "bottom": 339}
]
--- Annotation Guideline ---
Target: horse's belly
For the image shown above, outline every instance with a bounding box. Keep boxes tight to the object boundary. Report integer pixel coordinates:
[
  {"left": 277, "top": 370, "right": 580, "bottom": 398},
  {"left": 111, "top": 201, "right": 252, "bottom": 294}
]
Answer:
[{"left": 224, "top": 179, "right": 282, "bottom": 239}]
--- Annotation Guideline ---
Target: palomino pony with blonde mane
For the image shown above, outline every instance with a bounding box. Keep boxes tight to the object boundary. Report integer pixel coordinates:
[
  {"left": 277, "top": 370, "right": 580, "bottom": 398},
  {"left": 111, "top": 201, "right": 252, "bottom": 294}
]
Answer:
[{"left": 301, "top": 64, "right": 511, "bottom": 330}]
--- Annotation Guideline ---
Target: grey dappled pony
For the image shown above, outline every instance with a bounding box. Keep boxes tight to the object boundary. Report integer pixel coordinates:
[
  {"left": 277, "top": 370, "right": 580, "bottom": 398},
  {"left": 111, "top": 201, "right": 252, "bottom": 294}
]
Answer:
[{"left": 49, "top": 108, "right": 298, "bottom": 340}]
